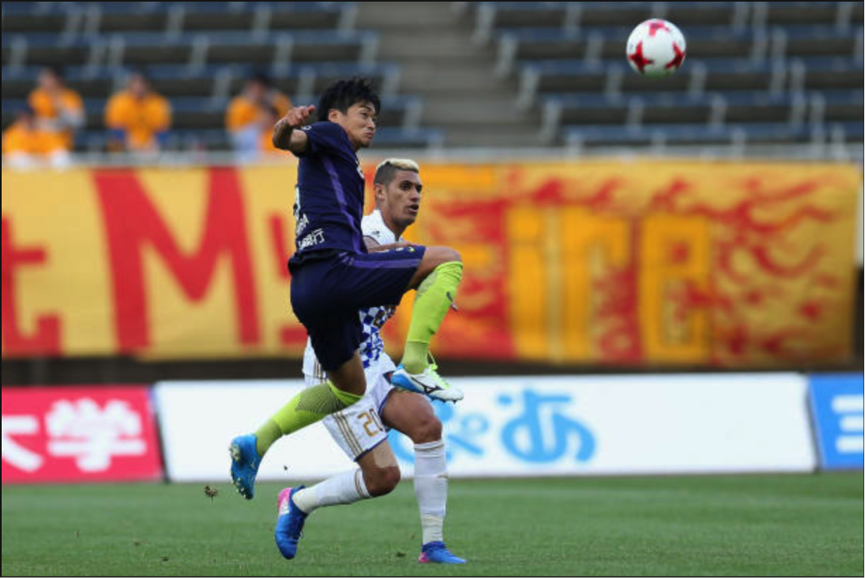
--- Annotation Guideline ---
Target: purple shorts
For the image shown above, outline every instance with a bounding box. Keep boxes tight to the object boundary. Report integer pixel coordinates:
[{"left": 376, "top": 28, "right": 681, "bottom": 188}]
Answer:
[{"left": 289, "top": 246, "right": 426, "bottom": 370}]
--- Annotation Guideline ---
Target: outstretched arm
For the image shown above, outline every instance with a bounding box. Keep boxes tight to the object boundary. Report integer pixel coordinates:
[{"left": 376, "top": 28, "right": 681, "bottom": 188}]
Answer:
[{"left": 272, "top": 105, "right": 316, "bottom": 154}]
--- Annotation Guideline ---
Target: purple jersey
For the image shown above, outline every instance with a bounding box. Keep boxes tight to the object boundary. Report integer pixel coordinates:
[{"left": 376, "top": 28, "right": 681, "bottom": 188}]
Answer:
[{"left": 290, "top": 121, "right": 366, "bottom": 258}]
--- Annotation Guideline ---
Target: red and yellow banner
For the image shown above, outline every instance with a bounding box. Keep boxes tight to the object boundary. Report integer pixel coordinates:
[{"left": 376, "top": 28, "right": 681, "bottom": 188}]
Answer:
[{"left": 1, "top": 161, "right": 859, "bottom": 366}]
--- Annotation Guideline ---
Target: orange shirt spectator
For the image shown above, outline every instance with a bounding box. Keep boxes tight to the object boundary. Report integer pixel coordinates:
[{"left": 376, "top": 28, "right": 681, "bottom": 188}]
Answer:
[
  {"left": 226, "top": 73, "right": 291, "bottom": 132},
  {"left": 105, "top": 72, "right": 171, "bottom": 152},
  {"left": 255, "top": 106, "right": 297, "bottom": 164},
  {"left": 226, "top": 73, "right": 291, "bottom": 161},
  {"left": 259, "top": 129, "right": 278, "bottom": 153},
  {"left": 3, "top": 107, "right": 70, "bottom": 169},
  {"left": 226, "top": 92, "right": 291, "bottom": 132},
  {"left": 28, "top": 66, "right": 84, "bottom": 151}
]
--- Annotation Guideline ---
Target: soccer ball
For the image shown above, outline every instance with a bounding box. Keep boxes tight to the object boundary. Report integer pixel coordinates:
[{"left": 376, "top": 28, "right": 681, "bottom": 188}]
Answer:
[{"left": 626, "top": 19, "right": 687, "bottom": 78}]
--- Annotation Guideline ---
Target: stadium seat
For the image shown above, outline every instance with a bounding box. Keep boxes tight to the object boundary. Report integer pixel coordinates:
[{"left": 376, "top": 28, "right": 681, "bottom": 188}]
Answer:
[
  {"left": 1, "top": 2, "right": 357, "bottom": 35},
  {"left": 2, "top": 34, "right": 95, "bottom": 67},
  {"left": 1, "top": 2, "right": 76, "bottom": 34},
  {"left": 3, "top": 1, "right": 860, "bottom": 153},
  {"left": 1, "top": 93, "right": 422, "bottom": 136},
  {"left": 2, "top": 29, "right": 378, "bottom": 69},
  {"left": 466, "top": 0, "right": 862, "bottom": 151},
  {"left": 497, "top": 26, "right": 758, "bottom": 76},
  {"left": 0, "top": 66, "right": 116, "bottom": 100},
  {"left": 564, "top": 119, "right": 862, "bottom": 150},
  {"left": 0, "top": 0, "right": 439, "bottom": 155}
]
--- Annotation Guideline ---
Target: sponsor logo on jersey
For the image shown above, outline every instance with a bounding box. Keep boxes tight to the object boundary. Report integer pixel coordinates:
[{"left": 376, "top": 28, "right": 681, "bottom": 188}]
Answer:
[{"left": 298, "top": 229, "right": 325, "bottom": 250}]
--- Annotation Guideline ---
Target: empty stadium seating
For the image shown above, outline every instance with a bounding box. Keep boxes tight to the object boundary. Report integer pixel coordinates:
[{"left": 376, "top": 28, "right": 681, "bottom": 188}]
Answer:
[
  {"left": 2, "top": 2, "right": 863, "bottom": 154},
  {"left": 1, "top": 2, "right": 441, "bottom": 151},
  {"left": 470, "top": 1, "right": 863, "bottom": 149}
]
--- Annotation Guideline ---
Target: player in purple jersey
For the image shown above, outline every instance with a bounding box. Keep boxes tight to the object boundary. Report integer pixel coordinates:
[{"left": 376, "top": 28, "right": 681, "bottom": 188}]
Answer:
[
  {"left": 277, "top": 159, "right": 465, "bottom": 563},
  {"left": 229, "top": 79, "right": 464, "bottom": 514}
]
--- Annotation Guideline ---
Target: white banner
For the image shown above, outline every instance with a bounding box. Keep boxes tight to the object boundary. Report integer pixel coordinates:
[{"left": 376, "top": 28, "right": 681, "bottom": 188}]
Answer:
[
  {"left": 154, "top": 374, "right": 817, "bottom": 482},
  {"left": 155, "top": 380, "right": 355, "bottom": 482}
]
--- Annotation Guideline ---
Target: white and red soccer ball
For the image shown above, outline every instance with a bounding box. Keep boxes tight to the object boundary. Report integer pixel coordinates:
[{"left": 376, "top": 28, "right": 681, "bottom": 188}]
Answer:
[{"left": 626, "top": 19, "right": 687, "bottom": 78}]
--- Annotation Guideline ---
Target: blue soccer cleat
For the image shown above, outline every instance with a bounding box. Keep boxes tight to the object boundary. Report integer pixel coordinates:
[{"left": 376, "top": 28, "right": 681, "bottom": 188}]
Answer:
[
  {"left": 418, "top": 541, "right": 467, "bottom": 564},
  {"left": 275, "top": 486, "right": 308, "bottom": 560},
  {"left": 229, "top": 434, "right": 261, "bottom": 500}
]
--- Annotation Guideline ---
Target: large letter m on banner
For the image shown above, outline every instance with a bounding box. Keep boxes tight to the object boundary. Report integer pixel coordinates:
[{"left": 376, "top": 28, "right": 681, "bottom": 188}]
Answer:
[{"left": 94, "top": 168, "right": 260, "bottom": 353}]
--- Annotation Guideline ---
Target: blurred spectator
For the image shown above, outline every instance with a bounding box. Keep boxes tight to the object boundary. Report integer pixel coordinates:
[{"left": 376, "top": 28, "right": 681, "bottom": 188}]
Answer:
[
  {"left": 105, "top": 71, "right": 171, "bottom": 153},
  {"left": 28, "top": 66, "right": 84, "bottom": 151},
  {"left": 2, "top": 106, "right": 71, "bottom": 169},
  {"left": 226, "top": 72, "right": 291, "bottom": 161},
  {"left": 259, "top": 104, "right": 281, "bottom": 155}
]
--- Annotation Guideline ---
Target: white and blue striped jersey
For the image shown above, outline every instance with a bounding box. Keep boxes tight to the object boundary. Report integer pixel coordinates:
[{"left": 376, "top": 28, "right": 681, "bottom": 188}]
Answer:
[{"left": 302, "top": 209, "right": 400, "bottom": 379}]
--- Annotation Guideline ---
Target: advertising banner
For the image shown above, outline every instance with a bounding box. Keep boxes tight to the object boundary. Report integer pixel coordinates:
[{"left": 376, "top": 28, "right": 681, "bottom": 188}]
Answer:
[
  {"left": 155, "top": 374, "right": 815, "bottom": 482},
  {"left": 2, "top": 162, "right": 859, "bottom": 366},
  {"left": 808, "top": 373, "right": 864, "bottom": 470},
  {"left": 155, "top": 380, "right": 356, "bottom": 482},
  {"left": 1, "top": 386, "right": 164, "bottom": 483}
]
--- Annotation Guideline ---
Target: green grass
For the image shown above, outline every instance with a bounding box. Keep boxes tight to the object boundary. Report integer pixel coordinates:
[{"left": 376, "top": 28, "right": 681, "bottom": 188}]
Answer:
[{"left": 2, "top": 474, "right": 862, "bottom": 576}]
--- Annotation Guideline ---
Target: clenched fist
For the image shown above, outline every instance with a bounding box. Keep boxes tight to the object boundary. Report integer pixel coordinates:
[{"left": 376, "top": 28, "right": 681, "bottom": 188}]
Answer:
[{"left": 282, "top": 105, "right": 317, "bottom": 129}]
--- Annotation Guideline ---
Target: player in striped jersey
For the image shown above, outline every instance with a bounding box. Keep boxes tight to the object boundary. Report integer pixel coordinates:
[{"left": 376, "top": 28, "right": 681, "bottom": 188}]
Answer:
[{"left": 276, "top": 159, "right": 465, "bottom": 564}]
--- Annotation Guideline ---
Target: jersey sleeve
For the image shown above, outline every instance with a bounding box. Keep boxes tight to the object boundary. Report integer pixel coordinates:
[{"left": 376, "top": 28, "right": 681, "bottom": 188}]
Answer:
[
  {"left": 28, "top": 90, "right": 48, "bottom": 117},
  {"left": 361, "top": 212, "right": 396, "bottom": 246},
  {"left": 104, "top": 94, "right": 127, "bottom": 129},
  {"left": 298, "top": 121, "right": 347, "bottom": 157},
  {"left": 65, "top": 90, "right": 84, "bottom": 114},
  {"left": 273, "top": 93, "right": 292, "bottom": 117},
  {"left": 225, "top": 97, "right": 246, "bottom": 131},
  {"left": 2, "top": 126, "right": 25, "bottom": 154},
  {"left": 152, "top": 96, "right": 171, "bottom": 131}
]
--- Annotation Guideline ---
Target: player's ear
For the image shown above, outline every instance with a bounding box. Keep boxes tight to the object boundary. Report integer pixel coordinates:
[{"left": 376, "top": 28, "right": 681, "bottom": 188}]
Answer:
[
  {"left": 327, "top": 108, "right": 342, "bottom": 123},
  {"left": 373, "top": 183, "right": 386, "bottom": 204}
]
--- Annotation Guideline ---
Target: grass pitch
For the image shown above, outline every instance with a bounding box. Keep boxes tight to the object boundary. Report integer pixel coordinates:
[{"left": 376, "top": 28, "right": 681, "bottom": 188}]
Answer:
[{"left": 2, "top": 474, "right": 862, "bottom": 576}]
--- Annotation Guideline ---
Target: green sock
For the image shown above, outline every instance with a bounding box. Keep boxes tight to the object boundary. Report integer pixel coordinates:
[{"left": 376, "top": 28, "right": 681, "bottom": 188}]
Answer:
[
  {"left": 255, "top": 381, "right": 362, "bottom": 457},
  {"left": 401, "top": 261, "right": 463, "bottom": 373},
  {"left": 255, "top": 419, "right": 282, "bottom": 456}
]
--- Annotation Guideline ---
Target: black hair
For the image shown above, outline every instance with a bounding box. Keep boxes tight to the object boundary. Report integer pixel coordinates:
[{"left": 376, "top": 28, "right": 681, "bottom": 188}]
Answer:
[
  {"left": 128, "top": 68, "right": 150, "bottom": 83},
  {"left": 41, "top": 65, "right": 64, "bottom": 79},
  {"left": 248, "top": 71, "right": 272, "bottom": 88},
  {"left": 316, "top": 77, "right": 381, "bottom": 123}
]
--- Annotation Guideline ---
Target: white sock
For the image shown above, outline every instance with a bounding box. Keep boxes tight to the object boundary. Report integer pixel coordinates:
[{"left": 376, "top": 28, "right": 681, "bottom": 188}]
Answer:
[
  {"left": 413, "top": 440, "right": 448, "bottom": 545},
  {"left": 292, "top": 469, "right": 370, "bottom": 515}
]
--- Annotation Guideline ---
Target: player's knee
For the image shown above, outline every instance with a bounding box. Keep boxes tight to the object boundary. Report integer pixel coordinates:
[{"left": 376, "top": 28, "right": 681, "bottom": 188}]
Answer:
[
  {"left": 365, "top": 465, "right": 401, "bottom": 497},
  {"left": 440, "top": 247, "right": 461, "bottom": 264},
  {"left": 331, "top": 381, "right": 365, "bottom": 399},
  {"left": 426, "top": 247, "right": 461, "bottom": 268},
  {"left": 409, "top": 415, "right": 442, "bottom": 444}
]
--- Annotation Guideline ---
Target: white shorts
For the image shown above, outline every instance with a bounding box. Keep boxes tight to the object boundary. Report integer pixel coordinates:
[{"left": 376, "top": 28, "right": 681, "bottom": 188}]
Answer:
[{"left": 304, "top": 365, "right": 396, "bottom": 461}]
